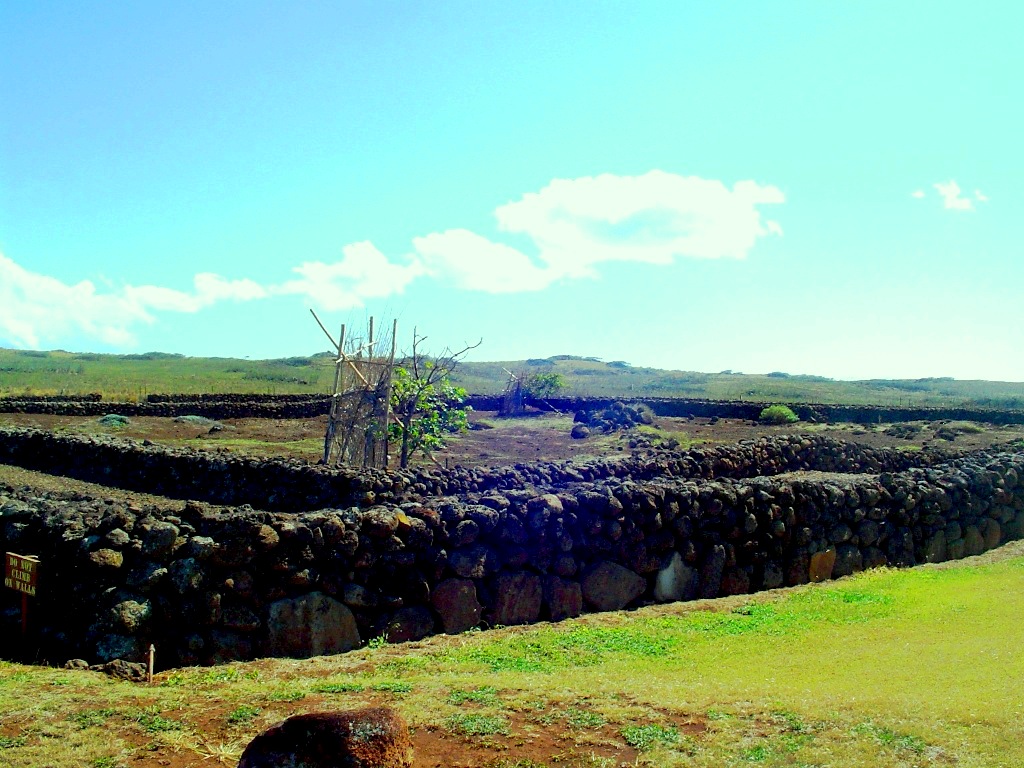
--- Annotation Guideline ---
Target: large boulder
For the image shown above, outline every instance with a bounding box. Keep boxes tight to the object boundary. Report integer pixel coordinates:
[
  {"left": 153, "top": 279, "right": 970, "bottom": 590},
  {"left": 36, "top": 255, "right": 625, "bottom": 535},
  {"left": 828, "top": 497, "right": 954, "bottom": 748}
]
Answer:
[
  {"left": 545, "top": 576, "right": 583, "bottom": 622},
  {"left": 832, "top": 544, "right": 863, "bottom": 578},
  {"left": 448, "top": 545, "right": 496, "bottom": 579},
  {"left": 267, "top": 592, "right": 361, "bottom": 658},
  {"left": 581, "top": 561, "right": 645, "bottom": 611},
  {"left": 430, "top": 578, "right": 481, "bottom": 634},
  {"left": 808, "top": 547, "right": 836, "bottom": 582},
  {"left": 698, "top": 545, "right": 726, "bottom": 599},
  {"left": 490, "top": 572, "right": 543, "bottom": 626},
  {"left": 383, "top": 607, "right": 435, "bottom": 643},
  {"left": 238, "top": 708, "right": 413, "bottom": 768}
]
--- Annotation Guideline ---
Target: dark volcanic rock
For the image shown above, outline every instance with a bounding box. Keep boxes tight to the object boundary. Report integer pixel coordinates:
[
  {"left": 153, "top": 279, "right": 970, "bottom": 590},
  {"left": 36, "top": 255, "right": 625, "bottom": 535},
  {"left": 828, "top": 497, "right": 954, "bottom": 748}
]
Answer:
[
  {"left": 431, "top": 578, "right": 482, "bottom": 635},
  {"left": 490, "top": 571, "right": 543, "bottom": 626},
  {"left": 581, "top": 561, "right": 645, "bottom": 611},
  {"left": 238, "top": 708, "right": 413, "bottom": 768},
  {"left": 267, "top": 592, "right": 361, "bottom": 658}
]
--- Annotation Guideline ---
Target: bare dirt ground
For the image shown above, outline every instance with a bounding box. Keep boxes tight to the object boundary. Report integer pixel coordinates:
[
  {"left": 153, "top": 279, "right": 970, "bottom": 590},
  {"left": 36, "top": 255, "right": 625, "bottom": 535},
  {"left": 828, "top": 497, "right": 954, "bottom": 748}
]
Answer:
[{"left": 2, "top": 409, "right": 1022, "bottom": 470}]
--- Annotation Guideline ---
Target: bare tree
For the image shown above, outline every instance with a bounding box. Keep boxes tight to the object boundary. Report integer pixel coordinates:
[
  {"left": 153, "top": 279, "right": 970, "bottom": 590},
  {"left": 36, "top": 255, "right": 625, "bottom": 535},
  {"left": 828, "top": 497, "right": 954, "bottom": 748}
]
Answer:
[{"left": 389, "top": 330, "right": 481, "bottom": 468}]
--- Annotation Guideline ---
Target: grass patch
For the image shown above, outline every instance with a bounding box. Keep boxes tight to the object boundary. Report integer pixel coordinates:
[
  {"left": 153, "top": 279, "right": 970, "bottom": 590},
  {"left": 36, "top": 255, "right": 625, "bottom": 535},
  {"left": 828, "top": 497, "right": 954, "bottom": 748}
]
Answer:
[
  {"left": 446, "top": 712, "right": 510, "bottom": 737},
  {"left": 566, "top": 708, "right": 606, "bottom": 729},
  {"left": 266, "top": 689, "right": 306, "bottom": 703},
  {"left": 447, "top": 686, "right": 500, "bottom": 706},
  {"left": 226, "top": 705, "right": 261, "bottom": 725},
  {"left": 621, "top": 723, "right": 680, "bottom": 750},
  {"left": 129, "top": 707, "right": 182, "bottom": 733},
  {"left": 370, "top": 681, "right": 412, "bottom": 694},
  {"left": 312, "top": 681, "right": 365, "bottom": 694},
  {"left": 69, "top": 708, "right": 117, "bottom": 729},
  {"left": 1, "top": 555, "right": 1023, "bottom": 766}
]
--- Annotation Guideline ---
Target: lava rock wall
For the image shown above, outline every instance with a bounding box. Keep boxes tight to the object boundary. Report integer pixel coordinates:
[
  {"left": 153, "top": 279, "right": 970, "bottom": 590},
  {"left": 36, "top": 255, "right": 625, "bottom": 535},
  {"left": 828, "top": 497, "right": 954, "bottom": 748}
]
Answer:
[
  {"left": 3, "top": 393, "right": 1023, "bottom": 425},
  {"left": 1, "top": 437, "right": 1021, "bottom": 668},
  {"left": 0, "top": 427, "right": 957, "bottom": 511}
]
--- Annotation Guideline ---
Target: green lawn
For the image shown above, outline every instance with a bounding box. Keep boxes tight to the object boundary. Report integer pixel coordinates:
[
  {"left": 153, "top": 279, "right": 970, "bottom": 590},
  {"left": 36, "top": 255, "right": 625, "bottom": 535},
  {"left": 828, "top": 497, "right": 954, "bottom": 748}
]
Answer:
[{"left": 1, "top": 552, "right": 1021, "bottom": 767}]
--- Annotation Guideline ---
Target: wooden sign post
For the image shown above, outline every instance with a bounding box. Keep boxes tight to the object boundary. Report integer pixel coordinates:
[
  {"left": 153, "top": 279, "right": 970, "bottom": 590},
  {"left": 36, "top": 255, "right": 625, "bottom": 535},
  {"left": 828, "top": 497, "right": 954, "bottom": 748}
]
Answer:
[{"left": 4, "top": 552, "right": 39, "bottom": 638}]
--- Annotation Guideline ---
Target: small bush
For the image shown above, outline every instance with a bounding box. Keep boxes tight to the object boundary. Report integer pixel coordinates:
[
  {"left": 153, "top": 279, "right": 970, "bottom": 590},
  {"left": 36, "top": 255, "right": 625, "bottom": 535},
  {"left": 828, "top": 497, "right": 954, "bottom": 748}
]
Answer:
[
  {"left": 98, "top": 414, "right": 131, "bottom": 428},
  {"left": 759, "top": 405, "right": 799, "bottom": 425}
]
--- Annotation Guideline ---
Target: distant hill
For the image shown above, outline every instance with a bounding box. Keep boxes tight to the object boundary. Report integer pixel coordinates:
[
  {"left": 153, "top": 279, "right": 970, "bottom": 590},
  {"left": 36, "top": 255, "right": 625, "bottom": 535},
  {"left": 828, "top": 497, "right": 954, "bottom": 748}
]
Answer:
[{"left": 2, "top": 347, "right": 1024, "bottom": 408}]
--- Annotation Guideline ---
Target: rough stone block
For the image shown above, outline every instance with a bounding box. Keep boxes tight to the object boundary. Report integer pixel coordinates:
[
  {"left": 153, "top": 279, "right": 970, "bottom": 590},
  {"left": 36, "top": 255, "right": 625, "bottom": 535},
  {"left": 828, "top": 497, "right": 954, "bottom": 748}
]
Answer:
[
  {"left": 582, "top": 560, "right": 646, "bottom": 611},
  {"left": 808, "top": 547, "right": 836, "bottom": 582},
  {"left": 267, "top": 592, "right": 360, "bottom": 658},
  {"left": 490, "top": 571, "right": 543, "bottom": 625},
  {"left": 653, "top": 552, "right": 698, "bottom": 603},
  {"left": 431, "top": 578, "right": 481, "bottom": 635},
  {"left": 545, "top": 576, "right": 583, "bottom": 622}
]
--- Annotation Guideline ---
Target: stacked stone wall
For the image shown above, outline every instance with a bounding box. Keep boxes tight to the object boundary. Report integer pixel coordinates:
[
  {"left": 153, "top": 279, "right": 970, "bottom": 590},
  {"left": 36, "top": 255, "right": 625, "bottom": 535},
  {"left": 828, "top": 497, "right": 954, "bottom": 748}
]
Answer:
[
  {"left": 3, "top": 394, "right": 1023, "bottom": 426},
  {"left": 2, "top": 436, "right": 1022, "bottom": 668},
  {"left": 0, "top": 427, "right": 959, "bottom": 511}
]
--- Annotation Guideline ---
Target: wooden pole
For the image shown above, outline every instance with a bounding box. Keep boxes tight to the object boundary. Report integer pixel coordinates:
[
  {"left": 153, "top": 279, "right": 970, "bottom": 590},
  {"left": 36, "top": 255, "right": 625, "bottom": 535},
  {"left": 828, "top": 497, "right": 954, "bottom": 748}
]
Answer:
[
  {"left": 148, "top": 644, "right": 155, "bottom": 684},
  {"left": 323, "top": 324, "right": 346, "bottom": 465},
  {"left": 382, "top": 318, "right": 398, "bottom": 466},
  {"left": 309, "top": 309, "right": 340, "bottom": 352}
]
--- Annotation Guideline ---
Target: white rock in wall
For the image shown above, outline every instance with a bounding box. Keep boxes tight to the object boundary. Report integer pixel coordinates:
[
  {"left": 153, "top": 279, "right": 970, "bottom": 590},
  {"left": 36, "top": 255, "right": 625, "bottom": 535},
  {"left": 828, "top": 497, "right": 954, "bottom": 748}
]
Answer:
[{"left": 653, "top": 552, "right": 698, "bottom": 603}]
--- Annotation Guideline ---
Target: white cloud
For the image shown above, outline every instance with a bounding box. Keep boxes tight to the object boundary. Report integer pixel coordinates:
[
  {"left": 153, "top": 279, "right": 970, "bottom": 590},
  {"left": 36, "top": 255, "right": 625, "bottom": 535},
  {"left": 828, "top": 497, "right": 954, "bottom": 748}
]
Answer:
[
  {"left": 413, "top": 229, "right": 557, "bottom": 292},
  {"left": 1, "top": 171, "right": 786, "bottom": 348},
  {"left": 407, "top": 170, "right": 784, "bottom": 292},
  {"left": 494, "top": 171, "right": 784, "bottom": 281},
  {"left": 125, "top": 274, "right": 267, "bottom": 313},
  {"left": 914, "top": 180, "right": 989, "bottom": 211},
  {"left": 932, "top": 180, "right": 974, "bottom": 211},
  {"left": 272, "top": 241, "right": 424, "bottom": 311},
  {"left": 0, "top": 252, "right": 265, "bottom": 349}
]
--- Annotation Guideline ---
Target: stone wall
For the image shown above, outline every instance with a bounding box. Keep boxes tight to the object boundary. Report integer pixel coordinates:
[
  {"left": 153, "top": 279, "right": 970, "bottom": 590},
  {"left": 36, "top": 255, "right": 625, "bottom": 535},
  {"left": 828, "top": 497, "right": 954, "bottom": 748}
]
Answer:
[
  {"left": 2, "top": 436, "right": 1022, "bottom": 668},
  {"left": 3, "top": 393, "right": 1023, "bottom": 425},
  {"left": 474, "top": 395, "right": 1024, "bottom": 426},
  {"left": 0, "top": 427, "right": 959, "bottom": 512},
  {"left": 0, "top": 399, "right": 331, "bottom": 419}
]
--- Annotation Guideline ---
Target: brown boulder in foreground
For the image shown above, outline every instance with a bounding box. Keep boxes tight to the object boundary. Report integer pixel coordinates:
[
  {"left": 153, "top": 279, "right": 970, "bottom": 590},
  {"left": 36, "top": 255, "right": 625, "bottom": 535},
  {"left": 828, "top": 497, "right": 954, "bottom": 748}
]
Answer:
[{"left": 237, "top": 708, "right": 413, "bottom": 768}]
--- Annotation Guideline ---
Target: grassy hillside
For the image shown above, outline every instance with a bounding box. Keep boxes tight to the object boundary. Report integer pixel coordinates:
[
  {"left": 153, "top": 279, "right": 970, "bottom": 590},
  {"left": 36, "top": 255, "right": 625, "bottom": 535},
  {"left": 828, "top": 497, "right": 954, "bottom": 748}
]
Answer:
[
  {"left": 0, "top": 349, "right": 333, "bottom": 399},
  {"left": 3, "top": 348, "right": 1024, "bottom": 407},
  {"left": 456, "top": 356, "right": 1024, "bottom": 407}
]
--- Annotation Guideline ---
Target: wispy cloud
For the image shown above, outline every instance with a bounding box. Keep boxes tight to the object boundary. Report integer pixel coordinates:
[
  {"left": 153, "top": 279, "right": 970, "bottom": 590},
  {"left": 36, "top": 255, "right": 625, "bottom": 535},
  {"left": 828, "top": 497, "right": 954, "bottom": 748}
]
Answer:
[
  {"left": 915, "top": 179, "right": 988, "bottom": 211},
  {"left": 0, "top": 254, "right": 266, "bottom": 349},
  {"left": 272, "top": 242, "right": 424, "bottom": 311},
  {"left": 1, "top": 171, "right": 785, "bottom": 348},
  {"left": 934, "top": 180, "right": 974, "bottom": 211}
]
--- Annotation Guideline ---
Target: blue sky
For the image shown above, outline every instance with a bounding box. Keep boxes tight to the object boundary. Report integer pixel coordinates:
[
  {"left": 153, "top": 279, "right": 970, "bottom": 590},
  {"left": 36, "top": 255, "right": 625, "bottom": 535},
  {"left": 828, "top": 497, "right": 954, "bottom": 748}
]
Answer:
[{"left": 2, "top": 1, "right": 1020, "bottom": 380}]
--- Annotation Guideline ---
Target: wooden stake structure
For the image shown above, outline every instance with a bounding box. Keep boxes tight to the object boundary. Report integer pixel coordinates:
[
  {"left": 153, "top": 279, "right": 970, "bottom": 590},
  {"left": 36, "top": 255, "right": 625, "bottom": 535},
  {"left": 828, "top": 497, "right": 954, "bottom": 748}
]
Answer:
[
  {"left": 499, "top": 368, "right": 525, "bottom": 417},
  {"left": 312, "top": 311, "right": 399, "bottom": 469}
]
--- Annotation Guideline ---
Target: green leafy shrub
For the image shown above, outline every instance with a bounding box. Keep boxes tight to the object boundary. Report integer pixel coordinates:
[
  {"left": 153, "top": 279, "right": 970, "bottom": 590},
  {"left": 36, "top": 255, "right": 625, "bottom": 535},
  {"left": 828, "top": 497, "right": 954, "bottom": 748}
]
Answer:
[{"left": 759, "top": 405, "right": 799, "bottom": 425}]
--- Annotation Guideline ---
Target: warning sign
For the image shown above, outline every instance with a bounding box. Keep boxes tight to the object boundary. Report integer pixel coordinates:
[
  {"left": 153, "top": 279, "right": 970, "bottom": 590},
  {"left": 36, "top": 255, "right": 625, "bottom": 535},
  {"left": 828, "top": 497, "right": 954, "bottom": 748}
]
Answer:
[{"left": 4, "top": 553, "right": 39, "bottom": 597}]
